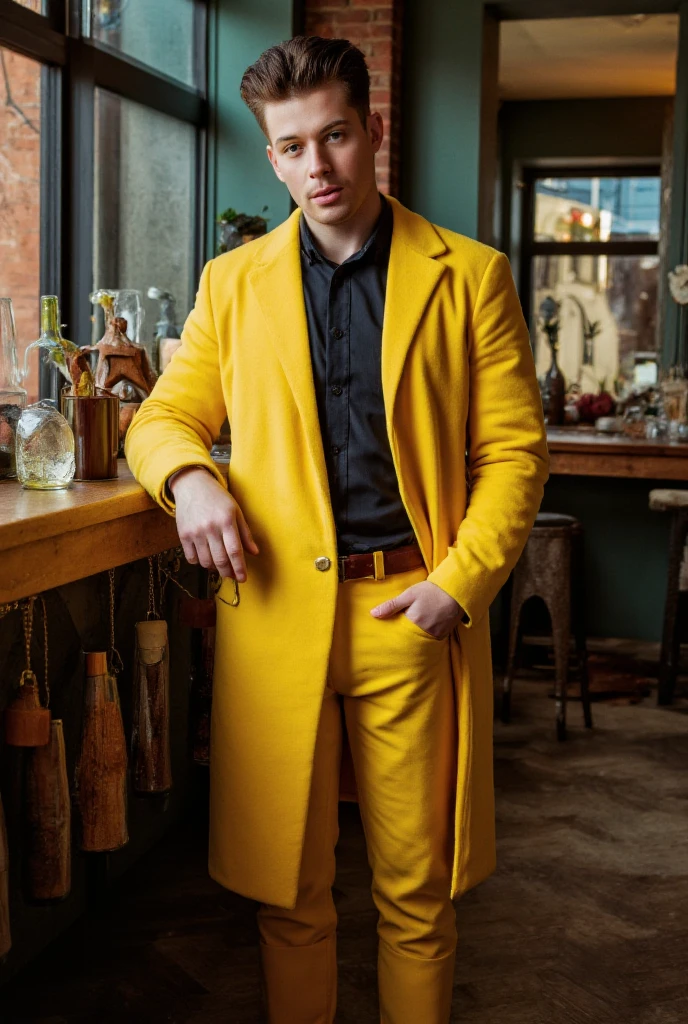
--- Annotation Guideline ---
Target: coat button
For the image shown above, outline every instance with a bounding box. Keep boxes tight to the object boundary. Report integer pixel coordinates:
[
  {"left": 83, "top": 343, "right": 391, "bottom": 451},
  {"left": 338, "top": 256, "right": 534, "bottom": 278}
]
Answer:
[
  {"left": 332, "top": 328, "right": 344, "bottom": 339},
  {"left": 314, "top": 556, "right": 331, "bottom": 571}
]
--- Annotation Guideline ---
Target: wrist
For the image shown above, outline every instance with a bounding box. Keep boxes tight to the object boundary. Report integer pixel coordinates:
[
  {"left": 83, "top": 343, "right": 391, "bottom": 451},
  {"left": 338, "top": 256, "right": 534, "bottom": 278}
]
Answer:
[{"left": 168, "top": 464, "right": 213, "bottom": 498}]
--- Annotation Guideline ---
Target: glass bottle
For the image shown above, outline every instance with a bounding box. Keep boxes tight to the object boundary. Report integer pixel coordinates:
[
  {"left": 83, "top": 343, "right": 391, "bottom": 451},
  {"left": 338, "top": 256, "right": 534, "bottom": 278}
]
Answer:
[
  {"left": 16, "top": 402, "right": 75, "bottom": 490},
  {"left": 0, "top": 297, "right": 28, "bottom": 480},
  {"left": 22, "top": 296, "right": 68, "bottom": 386}
]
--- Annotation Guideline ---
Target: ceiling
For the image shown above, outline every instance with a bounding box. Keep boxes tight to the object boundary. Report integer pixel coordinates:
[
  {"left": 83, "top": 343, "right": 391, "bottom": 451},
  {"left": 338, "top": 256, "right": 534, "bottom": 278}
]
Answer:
[{"left": 499, "top": 14, "right": 679, "bottom": 99}]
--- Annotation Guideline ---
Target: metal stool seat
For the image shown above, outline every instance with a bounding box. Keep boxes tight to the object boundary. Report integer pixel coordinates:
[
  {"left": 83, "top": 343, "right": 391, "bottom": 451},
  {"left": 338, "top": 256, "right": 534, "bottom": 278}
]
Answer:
[{"left": 502, "top": 511, "right": 594, "bottom": 740}]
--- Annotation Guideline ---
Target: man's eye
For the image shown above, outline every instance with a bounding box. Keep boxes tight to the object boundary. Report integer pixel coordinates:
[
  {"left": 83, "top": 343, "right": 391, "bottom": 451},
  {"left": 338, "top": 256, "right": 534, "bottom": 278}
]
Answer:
[
  {"left": 286, "top": 144, "right": 300, "bottom": 154},
  {"left": 328, "top": 132, "right": 343, "bottom": 141}
]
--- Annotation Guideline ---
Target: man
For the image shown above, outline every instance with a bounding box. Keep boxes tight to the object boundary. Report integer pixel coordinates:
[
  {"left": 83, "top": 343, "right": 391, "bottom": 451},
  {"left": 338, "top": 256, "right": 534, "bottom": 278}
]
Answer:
[{"left": 125, "top": 35, "right": 548, "bottom": 1024}]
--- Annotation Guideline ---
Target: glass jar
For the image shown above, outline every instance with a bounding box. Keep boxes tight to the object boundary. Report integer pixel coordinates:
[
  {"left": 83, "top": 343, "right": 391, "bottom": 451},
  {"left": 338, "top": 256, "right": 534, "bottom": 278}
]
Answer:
[
  {"left": 0, "top": 297, "right": 28, "bottom": 479},
  {"left": 16, "top": 401, "right": 75, "bottom": 490}
]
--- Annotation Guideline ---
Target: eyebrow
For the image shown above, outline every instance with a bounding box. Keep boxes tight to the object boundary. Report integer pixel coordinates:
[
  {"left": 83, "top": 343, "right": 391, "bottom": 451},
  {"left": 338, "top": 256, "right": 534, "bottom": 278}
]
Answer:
[{"left": 275, "top": 119, "right": 351, "bottom": 145}]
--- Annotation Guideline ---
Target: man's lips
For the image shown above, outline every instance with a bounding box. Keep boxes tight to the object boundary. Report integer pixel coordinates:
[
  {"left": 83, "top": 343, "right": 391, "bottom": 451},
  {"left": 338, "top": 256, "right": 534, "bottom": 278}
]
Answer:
[{"left": 310, "top": 187, "right": 343, "bottom": 205}]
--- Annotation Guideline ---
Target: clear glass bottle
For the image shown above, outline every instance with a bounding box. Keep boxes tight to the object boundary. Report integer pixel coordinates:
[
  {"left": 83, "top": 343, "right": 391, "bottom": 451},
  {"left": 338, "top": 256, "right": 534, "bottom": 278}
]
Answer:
[
  {"left": 0, "top": 297, "right": 28, "bottom": 480},
  {"left": 16, "top": 401, "right": 75, "bottom": 490}
]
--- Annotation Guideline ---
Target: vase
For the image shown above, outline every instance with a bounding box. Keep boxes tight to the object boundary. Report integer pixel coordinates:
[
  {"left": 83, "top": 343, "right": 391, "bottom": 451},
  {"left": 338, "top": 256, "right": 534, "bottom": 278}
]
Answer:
[{"left": 541, "top": 339, "right": 566, "bottom": 426}]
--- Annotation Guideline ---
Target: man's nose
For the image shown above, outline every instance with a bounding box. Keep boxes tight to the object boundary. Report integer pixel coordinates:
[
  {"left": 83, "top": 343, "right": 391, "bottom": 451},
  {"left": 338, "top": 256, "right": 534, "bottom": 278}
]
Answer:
[{"left": 308, "top": 144, "right": 332, "bottom": 178}]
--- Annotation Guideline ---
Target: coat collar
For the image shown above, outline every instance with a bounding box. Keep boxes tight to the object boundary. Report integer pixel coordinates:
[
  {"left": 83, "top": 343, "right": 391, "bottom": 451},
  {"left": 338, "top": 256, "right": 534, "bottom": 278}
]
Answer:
[{"left": 248, "top": 195, "right": 448, "bottom": 504}]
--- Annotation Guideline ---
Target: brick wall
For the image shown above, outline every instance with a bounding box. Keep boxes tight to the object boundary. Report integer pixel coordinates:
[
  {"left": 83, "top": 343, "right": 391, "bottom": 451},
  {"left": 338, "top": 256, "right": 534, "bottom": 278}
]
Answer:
[
  {"left": 304, "top": 0, "right": 403, "bottom": 197},
  {"left": 0, "top": 42, "right": 41, "bottom": 400}
]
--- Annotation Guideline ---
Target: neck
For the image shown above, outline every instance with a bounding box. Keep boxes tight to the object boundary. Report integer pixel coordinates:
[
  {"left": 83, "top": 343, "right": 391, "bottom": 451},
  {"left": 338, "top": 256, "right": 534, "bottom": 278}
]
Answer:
[{"left": 301, "top": 186, "right": 382, "bottom": 265}]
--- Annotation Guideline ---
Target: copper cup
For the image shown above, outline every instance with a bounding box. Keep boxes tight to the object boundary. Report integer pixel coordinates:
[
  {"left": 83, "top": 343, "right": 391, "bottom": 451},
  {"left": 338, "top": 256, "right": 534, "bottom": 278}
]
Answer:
[{"left": 60, "top": 387, "right": 119, "bottom": 480}]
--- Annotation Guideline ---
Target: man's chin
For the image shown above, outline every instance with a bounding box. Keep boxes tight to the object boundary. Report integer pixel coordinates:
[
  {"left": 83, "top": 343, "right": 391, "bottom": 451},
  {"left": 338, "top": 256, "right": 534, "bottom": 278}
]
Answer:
[{"left": 304, "top": 198, "right": 353, "bottom": 225}]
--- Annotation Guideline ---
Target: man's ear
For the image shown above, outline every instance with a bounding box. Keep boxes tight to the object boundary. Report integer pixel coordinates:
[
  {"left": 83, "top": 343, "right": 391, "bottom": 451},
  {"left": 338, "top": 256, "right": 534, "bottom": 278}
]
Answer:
[
  {"left": 266, "top": 144, "right": 285, "bottom": 183},
  {"left": 368, "top": 111, "right": 384, "bottom": 155}
]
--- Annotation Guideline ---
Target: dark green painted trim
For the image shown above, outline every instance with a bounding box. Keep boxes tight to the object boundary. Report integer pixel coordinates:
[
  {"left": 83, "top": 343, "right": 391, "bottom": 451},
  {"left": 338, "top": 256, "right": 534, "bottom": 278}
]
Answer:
[{"left": 664, "top": 0, "right": 688, "bottom": 369}]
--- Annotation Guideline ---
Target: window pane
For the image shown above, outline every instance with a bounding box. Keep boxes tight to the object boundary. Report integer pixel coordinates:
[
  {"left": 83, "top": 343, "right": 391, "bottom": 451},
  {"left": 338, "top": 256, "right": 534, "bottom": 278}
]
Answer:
[
  {"left": 0, "top": 46, "right": 42, "bottom": 402},
  {"left": 93, "top": 89, "right": 197, "bottom": 372},
  {"left": 532, "top": 254, "right": 660, "bottom": 394},
  {"left": 534, "top": 177, "right": 661, "bottom": 242},
  {"left": 87, "top": 0, "right": 202, "bottom": 88},
  {"left": 11, "top": 0, "right": 45, "bottom": 11}
]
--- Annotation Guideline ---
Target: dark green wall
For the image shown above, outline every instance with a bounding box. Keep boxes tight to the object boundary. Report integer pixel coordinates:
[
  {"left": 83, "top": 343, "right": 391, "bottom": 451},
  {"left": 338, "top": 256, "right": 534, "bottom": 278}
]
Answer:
[
  {"left": 206, "top": 0, "right": 296, "bottom": 260},
  {"left": 499, "top": 96, "right": 671, "bottom": 265},
  {"left": 400, "top": 0, "right": 484, "bottom": 237}
]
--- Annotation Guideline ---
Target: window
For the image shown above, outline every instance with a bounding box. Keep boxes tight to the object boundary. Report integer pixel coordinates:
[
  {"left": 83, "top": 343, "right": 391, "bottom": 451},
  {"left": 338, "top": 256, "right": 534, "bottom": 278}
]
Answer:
[
  {"left": 521, "top": 169, "right": 661, "bottom": 395},
  {"left": 0, "top": 0, "right": 207, "bottom": 398}
]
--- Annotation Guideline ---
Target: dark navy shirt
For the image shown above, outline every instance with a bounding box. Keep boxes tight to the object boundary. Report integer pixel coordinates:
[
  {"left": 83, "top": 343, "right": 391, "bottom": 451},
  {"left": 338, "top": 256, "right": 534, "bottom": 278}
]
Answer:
[{"left": 299, "top": 194, "right": 416, "bottom": 555}]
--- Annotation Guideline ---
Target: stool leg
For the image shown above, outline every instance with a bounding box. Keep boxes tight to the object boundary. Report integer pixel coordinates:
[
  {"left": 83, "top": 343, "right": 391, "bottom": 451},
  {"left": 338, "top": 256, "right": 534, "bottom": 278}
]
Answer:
[
  {"left": 571, "top": 527, "right": 593, "bottom": 730},
  {"left": 658, "top": 511, "right": 688, "bottom": 706},
  {"left": 502, "top": 593, "right": 525, "bottom": 724},
  {"left": 545, "top": 594, "right": 570, "bottom": 742}
]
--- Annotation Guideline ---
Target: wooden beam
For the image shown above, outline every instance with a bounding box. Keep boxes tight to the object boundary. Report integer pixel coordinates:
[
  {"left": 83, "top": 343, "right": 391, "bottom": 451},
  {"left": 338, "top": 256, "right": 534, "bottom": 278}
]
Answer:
[{"left": 491, "top": 0, "right": 680, "bottom": 19}]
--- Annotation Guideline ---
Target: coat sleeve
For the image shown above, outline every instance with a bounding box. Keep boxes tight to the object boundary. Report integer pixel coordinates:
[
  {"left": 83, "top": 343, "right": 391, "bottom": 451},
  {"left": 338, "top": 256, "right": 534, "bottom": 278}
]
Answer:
[
  {"left": 124, "top": 259, "right": 229, "bottom": 515},
  {"left": 426, "top": 251, "right": 550, "bottom": 627}
]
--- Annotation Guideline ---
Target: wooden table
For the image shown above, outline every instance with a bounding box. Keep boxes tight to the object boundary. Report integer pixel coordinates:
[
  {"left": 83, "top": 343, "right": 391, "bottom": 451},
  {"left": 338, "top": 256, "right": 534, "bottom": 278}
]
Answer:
[
  {"left": 547, "top": 427, "right": 688, "bottom": 481},
  {"left": 0, "top": 461, "right": 181, "bottom": 604}
]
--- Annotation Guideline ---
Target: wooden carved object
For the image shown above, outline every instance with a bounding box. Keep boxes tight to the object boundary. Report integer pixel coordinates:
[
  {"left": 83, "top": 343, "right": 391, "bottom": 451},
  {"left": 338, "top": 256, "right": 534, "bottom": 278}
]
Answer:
[
  {"left": 75, "top": 652, "right": 128, "bottom": 852},
  {"left": 4, "top": 673, "right": 51, "bottom": 747},
  {"left": 132, "top": 620, "right": 172, "bottom": 794},
  {"left": 25, "top": 718, "right": 71, "bottom": 900}
]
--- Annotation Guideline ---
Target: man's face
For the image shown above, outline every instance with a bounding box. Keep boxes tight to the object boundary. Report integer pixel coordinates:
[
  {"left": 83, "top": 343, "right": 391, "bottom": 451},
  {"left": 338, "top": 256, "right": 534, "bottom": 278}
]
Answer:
[{"left": 264, "top": 82, "right": 383, "bottom": 225}]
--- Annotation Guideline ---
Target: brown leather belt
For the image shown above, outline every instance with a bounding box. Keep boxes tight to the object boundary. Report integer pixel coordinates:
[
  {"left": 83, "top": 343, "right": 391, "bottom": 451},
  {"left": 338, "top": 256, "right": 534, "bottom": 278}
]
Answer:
[{"left": 337, "top": 542, "right": 425, "bottom": 583}]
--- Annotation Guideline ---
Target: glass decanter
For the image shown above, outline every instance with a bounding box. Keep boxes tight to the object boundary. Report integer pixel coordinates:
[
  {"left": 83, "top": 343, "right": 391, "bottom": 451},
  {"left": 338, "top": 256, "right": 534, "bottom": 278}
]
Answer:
[
  {"left": 16, "top": 401, "right": 75, "bottom": 490},
  {"left": 0, "top": 297, "right": 28, "bottom": 480}
]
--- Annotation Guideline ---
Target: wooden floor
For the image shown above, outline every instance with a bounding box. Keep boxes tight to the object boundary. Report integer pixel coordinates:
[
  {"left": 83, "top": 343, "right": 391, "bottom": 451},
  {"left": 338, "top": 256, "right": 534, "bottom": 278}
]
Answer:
[{"left": 1, "top": 673, "right": 687, "bottom": 1023}]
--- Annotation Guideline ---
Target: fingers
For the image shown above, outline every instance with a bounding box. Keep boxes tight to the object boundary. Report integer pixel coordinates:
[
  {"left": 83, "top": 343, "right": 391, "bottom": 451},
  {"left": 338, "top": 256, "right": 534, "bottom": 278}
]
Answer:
[
  {"left": 221, "top": 525, "right": 248, "bottom": 582},
  {"left": 236, "top": 505, "right": 260, "bottom": 555},
  {"left": 370, "top": 587, "right": 414, "bottom": 618}
]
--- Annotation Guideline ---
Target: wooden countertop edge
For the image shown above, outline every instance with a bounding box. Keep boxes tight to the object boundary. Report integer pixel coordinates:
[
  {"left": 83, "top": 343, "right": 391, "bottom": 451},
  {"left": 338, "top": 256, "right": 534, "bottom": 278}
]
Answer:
[{"left": 0, "top": 470, "right": 161, "bottom": 553}]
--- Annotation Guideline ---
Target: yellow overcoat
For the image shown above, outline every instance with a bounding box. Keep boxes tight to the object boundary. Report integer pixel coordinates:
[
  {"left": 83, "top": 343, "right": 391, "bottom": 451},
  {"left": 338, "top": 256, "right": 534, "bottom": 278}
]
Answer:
[{"left": 125, "top": 195, "right": 549, "bottom": 909}]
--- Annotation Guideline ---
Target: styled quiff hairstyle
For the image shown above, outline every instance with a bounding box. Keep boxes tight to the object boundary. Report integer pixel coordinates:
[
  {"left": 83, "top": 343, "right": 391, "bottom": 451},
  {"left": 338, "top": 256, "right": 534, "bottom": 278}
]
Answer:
[{"left": 240, "top": 35, "right": 371, "bottom": 137}]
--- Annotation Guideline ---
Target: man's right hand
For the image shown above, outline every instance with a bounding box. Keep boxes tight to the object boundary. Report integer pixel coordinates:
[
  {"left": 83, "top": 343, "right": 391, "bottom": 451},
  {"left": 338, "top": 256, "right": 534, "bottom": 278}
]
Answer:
[{"left": 169, "top": 466, "right": 259, "bottom": 581}]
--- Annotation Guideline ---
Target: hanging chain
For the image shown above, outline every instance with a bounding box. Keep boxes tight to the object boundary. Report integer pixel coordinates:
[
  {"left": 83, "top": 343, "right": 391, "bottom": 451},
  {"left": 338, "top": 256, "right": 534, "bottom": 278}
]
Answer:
[
  {"left": 38, "top": 594, "right": 49, "bottom": 708},
  {"left": 20, "top": 596, "right": 38, "bottom": 689},
  {"left": 147, "top": 556, "right": 159, "bottom": 620},
  {"left": 108, "top": 568, "right": 124, "bottom": 675}
]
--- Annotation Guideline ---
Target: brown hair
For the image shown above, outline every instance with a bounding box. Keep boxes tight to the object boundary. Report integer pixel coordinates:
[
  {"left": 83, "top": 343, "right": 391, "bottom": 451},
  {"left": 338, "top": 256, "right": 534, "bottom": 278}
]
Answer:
[{"left": 240, "top": 35, "right": 370, "bottom": 137}]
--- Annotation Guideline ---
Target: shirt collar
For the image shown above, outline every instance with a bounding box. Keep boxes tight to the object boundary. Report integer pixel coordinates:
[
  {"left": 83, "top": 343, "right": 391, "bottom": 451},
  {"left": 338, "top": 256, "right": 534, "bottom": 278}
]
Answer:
[{"left": 299, "top": 193, "right": 392, "bottom": 270}]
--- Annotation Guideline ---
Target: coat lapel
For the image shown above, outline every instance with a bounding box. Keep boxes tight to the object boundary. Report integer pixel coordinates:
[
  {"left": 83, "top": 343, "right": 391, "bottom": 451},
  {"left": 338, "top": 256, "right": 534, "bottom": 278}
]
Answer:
[
  {"left": 248, "top": 212, "right": 331, "bottom": 505},
  {"left": 247, "top": 197, "right": 448, "bottom": 508},
  {"left": 381, "top": 196, "right": 447, "bottom": 431}
]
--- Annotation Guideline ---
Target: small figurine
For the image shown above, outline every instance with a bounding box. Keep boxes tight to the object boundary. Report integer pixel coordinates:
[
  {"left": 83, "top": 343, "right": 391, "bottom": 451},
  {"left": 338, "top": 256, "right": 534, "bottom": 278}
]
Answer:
[{"left": 83, "top": 316, "right": 157, "bottom": 450}]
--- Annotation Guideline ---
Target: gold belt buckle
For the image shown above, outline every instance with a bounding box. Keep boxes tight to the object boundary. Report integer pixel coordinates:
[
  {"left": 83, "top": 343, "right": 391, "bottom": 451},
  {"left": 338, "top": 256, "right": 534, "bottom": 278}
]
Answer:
[{"left": 372, "top": 550, "right": 385, "bottom": 581}]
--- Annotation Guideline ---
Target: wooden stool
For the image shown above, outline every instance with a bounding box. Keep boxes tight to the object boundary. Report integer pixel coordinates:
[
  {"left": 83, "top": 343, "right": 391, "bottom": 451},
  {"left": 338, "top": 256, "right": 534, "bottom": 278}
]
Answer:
[
  {"left": 501, "top": 512, "right": 593, "bottom": 740},
  {"left": 649, "top": 489, "right": 688, "bottom": 705}
]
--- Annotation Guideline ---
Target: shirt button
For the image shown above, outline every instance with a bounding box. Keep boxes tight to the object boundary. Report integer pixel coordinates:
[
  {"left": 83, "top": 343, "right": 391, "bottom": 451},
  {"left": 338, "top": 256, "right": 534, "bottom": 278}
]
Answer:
[
  {"left": 331, "top": 385, "right": 343, "bottom": 396},
  {"left": 331, "top": 445, "right": 340, "bottom": 455},
  {"left": 332, "top": 328, "right": 344, "bottom": 339},
  {"left": 314, "top": 556, "right": 331, "bottom": 571}
]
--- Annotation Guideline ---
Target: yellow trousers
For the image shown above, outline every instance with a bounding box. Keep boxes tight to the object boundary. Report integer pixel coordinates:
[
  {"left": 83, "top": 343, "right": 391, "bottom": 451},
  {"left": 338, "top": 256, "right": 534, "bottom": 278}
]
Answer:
[{"left": 258, "top": 565, "right": 458, "bottom": 1023}]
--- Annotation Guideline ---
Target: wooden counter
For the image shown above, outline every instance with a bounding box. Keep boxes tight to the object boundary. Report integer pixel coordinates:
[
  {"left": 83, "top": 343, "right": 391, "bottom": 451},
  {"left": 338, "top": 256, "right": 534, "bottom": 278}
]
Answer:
[
  {"left": 547, "top": 427, "right": 688, "bottom": 481},
  {"left": 0, "top": 461, "right": 181, "bottom": 604}
]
